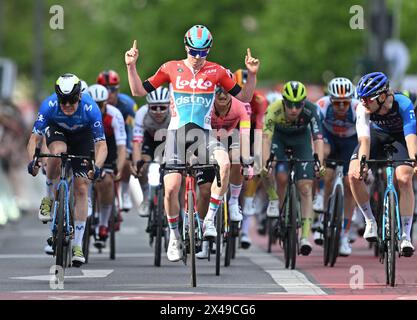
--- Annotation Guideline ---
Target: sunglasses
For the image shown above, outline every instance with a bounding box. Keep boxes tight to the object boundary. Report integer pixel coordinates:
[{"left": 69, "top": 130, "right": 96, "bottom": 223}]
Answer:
[
  {"left": 284, "top": 100, "right": 305, "bottom": 109},
  {"left": 59, "top": 95, "right": 79, "bottom": 105},
  {"left": 186, "top": 47, "right": 210, "bottom": 58},
  {"left": 331, "top": 98, "right": 351, "bottom": 108},
  {"left": 149, "top": 105, "right": 168, "bottom": 112},
  {"left": 106, "top": 85, "right": 119, "bottom": 93},
  {"left": 215, "top": 86, "right": 227, "bottom": 95}
]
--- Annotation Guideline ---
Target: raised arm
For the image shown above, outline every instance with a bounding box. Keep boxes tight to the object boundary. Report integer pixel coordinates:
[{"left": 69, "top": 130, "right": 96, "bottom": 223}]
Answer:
[{"left": 125, "top": 40, "right": 148, "bottom": 97}]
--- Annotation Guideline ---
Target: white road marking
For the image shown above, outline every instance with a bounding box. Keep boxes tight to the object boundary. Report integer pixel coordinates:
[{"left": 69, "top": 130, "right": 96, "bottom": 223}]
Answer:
[
  {"left": 10, "top": 269, "right": 114, "bottom": 281},
  {"left": 241, "top": 249, "right": 327, "bottom": 295}
]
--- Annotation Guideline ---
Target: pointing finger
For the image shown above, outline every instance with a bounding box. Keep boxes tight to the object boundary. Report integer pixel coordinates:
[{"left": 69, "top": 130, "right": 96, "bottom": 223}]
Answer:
[
  {"left": 133, "top": 40, "right": 137, "bottom": 49},
  {"left": 247, "top": 48, "right": 252, "bottom": 58}
]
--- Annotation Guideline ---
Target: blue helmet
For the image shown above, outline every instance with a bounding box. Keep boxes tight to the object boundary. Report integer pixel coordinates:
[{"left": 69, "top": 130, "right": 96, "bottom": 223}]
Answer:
[
  {"left": 184, "top": 25, "right": 213, "bottom": 49},
  {"left": 356, "top": 72, "right": 389, "bottom": 98}
]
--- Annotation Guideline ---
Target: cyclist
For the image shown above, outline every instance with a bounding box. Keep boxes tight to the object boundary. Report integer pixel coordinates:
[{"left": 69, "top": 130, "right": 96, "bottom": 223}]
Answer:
[
  {"left": 234, "top": 69, "right": 268, "bottom": 248},
  {"left": 196, "top": 83, "right": 253, "bottom": 258},
  {"left": 97, "top": 70, "right": 137, "bottom": 211},
  {"left": 349, "top": 72, "right": 417, "bottom": 257},
  {"left": 27, "top": 73, "right": 108, "bottom": 265},
  {"left": 125, "top": 24, "right": 259, "bottom": 262},
  {"left": 131, "top": 87, "right": 171, "bottom": 217},
  {"left": 87, "top": 84, "right": 127, "bottom": 248},
  {"left": 315, "top": 77, "right": 360, "bottom": 256},
  {"left": 262, "top": 81, "right": 325, "bottom": 255}
]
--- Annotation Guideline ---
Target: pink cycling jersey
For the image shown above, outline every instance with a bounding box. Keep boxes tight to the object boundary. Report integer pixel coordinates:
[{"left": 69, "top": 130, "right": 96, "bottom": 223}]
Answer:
[{"left": 211, "top": 96, "right": 251, "bottom": 139}]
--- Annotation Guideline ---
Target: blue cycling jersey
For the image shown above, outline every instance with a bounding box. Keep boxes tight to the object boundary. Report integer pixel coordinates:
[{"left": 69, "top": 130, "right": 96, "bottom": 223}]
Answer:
[
  {"left": 32, "top": 93, "right": 106, "bottom": 143},
  {"left": 115, "top": 93, "right": 137, "bottom": 151},
  {"left": 370, "top": 94, "right": 416, "bottom": 136}
]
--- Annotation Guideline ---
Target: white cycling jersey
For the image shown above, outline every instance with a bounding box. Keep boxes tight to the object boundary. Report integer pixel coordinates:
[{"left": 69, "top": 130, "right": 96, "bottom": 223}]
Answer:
[
  {"left": 104, "top": 104, "right": 127, "bottom": 146},
  {"left": 133, "top": 104, "right": 170, "bottom": 143}
]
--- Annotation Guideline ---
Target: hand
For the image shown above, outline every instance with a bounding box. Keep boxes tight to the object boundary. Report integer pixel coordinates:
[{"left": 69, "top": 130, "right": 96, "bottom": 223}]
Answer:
[
  {"left": 245, "top": 48, "right": 260, "bottom": 75},
  {"left": 27, "top": 160, "right": 40, "bottom": 176},
  {"left": 87, "top": 165, "right": 102, "bottom": 181},
  {"left": 318, "top": 165, "right": 326, "bottom": 178},
  {"left": 352, "top": 160, "right": 366, "bottom": 180},
  {"left": 125, "top": 40, "right": 139, "bottom": 66}
]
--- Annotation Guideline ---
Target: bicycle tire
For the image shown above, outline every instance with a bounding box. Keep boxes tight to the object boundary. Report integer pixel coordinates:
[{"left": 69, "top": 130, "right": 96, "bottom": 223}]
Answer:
[
  {"left": 385, "top": 191, "right": 396, "bottom": 287},
  {"left": 267, "top": 217, "right": 275, "bottom": 253},
  {"left": 289, "top": 183, "right": 298, "bottom": 270},
  {"left": 55, "top": 185, "right": 66, "bottom": 269},
  {"left": 330, "top": 185, "right": 343, "bottom": 267},
  {"left": 109, "top": 202, "right": 116, "bottom": 260},
  {"left": 282, "top": 193, "right": 290, "bottom": 269},
  {"left": 82, "top": 216, "right": 91, "bottom": 264},
  {"left": 323, "top": 197, "right": 331, "bottom": 266},
  {"left": 188, "top": 190, "right": 197, "bottom": 287},
  {"left": 215, "top": 200, "right": 223, "bottom": 276},
  {"left": 154, "top": 188, "right": 163, "bottom": 267}
]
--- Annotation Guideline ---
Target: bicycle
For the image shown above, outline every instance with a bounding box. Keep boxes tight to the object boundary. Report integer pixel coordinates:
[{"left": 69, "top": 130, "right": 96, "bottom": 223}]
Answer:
[
  {"left": 323, "top": 159, "right": 345, "bottom": 267},
  {"left": 137, "top": 160, "right": 168, "bottom": 267},
  {"left": 266, "top": 147, "right": 320, "bottom": 269},
  {"left": 359, "top": 144, "right": 417, "bottom": 287},
  {"left": 33, "top": 147, "right": 94, "bottom": 272},
  {"left": 163, "top": 157, "right": 221, "bottom": 287},
  {"left": 368, "top": 164, "right": 385, "bottom": 257}
]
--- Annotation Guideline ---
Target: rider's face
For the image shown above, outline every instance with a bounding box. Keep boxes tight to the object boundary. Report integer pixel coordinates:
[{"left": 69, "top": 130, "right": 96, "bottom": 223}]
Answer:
[
  {"left": 185, "top": 46, "right": 208, "bottom": 70},
  {"left": 215, "top": 88, "right": 231, "bottom": 110},
  {"left": 107, "top": 86, "right": 119, "bottom": 105},
  {"left": 284, "top": 100, "right": 303, "bottom": 120},
  {"left": 60, "top": 99, "right": 79, "bottom": 116}
]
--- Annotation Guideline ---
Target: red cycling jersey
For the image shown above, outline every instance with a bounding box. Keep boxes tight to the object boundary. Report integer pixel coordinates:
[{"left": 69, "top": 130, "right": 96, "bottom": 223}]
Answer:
[
  {"left": 250, "top": 91, "right": 268, "bottom": 130},
  {"left": 144, "top": 60, "right": 241, "bottom": 130}
]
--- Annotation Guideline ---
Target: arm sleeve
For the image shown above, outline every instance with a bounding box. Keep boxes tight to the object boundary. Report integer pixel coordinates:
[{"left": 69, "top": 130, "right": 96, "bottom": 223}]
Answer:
[
  {"left": 307, "top": 102, "right": 324, "bottom": 140},
  {"left": 89, "top": 102, "right": 106, "bottom": 143},
  {"left": 263, "top": 101, "right": 279, "bottom": 140},
  {"left": 133, "top": 106, "right": 147, "bottom": 143},
  {"left": 217, "top": 66, "right": 241, "bottom": 96},
  {"left": 238, "top": 102, "right": 251, "bottom": 133},
  {"left": 398, "top": 96, "right": 417, "bottom": 137},
  {"left": 112, "top": 109, "right": 127, "bottom": 146},
  {"left": 356, "top": 103, "right": 371, "bottom": 138},
  {"left": 144, "top": 62, "right": 171, "bottom": 93},
  {"left": 32, "top": 98, "right": 51, "bottom": 135}
]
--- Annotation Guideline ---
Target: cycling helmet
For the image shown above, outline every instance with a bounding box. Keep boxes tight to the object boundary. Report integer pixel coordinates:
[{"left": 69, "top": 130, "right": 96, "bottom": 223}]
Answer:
[
  {"left": 88, "top": 84, "right": 109, "bottom": 103},
  {"left": 184, "top": 25, "right": 213, "bottom": 49},
  {"left": 234, "top": 69, "right": 248, "bottom": 87},
  {"left": 96, "top": 70, "right": 120, "bottom": 86},
  {"left": 80, "top": 80, "right": 89, "bottom": 94},
  {"left": 266, "top": 90, "right": 282, "bottom": 104},
  {"left": 282, "top": 81, "right": 307, "bottom": 102},
  {"left": 146, "top": 87, "right": 170, "bottom": 104},
  {"left": 328, "top": 77, "right": 354, "bottom": 99},
  {"left": 356, "top": 72, "right": 389, "bottom": 98},
  {"left": 55, "top": 73, "right": 81, "bottom": 103}
]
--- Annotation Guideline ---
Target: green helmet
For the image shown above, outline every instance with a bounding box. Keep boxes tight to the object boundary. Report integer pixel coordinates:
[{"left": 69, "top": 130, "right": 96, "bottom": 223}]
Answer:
[{"left": 282, "top": 81, "right": 307, "bottom": 103}]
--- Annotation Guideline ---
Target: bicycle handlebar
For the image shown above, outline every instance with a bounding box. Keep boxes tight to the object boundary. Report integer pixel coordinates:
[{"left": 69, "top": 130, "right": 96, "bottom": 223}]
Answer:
[
  {"left": 163, "top": 162, "right": 222, "bottom": 188},
  {"left": 359, "top": 153, "right": 417, "bottom": 180}
]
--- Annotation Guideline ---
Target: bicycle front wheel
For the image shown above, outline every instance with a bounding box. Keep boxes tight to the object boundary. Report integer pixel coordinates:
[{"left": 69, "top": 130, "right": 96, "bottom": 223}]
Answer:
[
  {"left": 154, "top": 188, "right": 164, "bottom": 267},
  {"left": 289, "top": 183, "right": 298, "bottom": 270},
  {"left": 187, "top": 190, "right": 197, "bottom": 287},
  {"left": 330, "top": 185, "right": 343, "bottom": 267},
  {"left": 385, "top": 191, "right": 397, "bottom": 287},
  {"left": 55, "top": 185, "right": 66, "bottom": 269}
]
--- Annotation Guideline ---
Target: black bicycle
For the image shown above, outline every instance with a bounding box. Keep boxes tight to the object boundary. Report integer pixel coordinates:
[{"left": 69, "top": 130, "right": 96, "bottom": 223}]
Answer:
[
  {"left": 323, "top": 159, "right": 345, "bottom": 267},
  {"left": 137, "top": 160, "right": 168, "bottom": 267},
  {"left": 266, "top": 147, "right": 320, "bottom": 269},
  {"left": 33, "top": 148, "right": 94, "bottom": 273}
]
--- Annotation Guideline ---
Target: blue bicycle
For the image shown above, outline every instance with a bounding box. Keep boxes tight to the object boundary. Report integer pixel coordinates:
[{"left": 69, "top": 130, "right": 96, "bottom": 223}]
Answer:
[
  {"left": 33, "top": 148, "right": 94, "bottom": 272},
  {"left": 360, "top": 144, "right": 417, "bottom": 287}
]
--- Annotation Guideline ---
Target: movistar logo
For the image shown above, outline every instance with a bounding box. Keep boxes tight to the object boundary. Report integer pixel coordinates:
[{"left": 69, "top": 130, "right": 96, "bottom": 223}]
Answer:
[
  {"left": 175, "top": 95, "right": 213, "bottom": 108},
  {"left": 175, "top": 76, "right": 213, "bottom": 90}
]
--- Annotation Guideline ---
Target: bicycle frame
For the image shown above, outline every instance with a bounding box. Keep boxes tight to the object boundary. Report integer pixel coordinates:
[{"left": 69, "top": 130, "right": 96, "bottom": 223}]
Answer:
[
  {"left": 382, "top": 166, "right": 401, "bottom": 242},
  {"left": 327, "top": 163, "right": 345, "bottom": 220}
]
